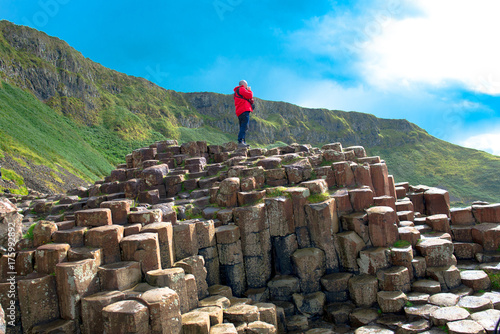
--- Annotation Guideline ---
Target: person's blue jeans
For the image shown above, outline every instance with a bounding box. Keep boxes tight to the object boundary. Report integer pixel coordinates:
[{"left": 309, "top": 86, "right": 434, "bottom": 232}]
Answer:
[{"left": 238, "top": 111, "right": 250, "bottom": 143}]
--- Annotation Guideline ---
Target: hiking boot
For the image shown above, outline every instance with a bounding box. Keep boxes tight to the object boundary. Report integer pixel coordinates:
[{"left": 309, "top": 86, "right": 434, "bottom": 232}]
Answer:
[{"left": 237, "top": 142, "right": 250, "bottom": 149}]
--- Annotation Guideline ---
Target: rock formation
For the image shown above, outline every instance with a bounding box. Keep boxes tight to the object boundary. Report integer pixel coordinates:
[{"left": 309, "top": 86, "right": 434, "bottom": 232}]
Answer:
[{"left": 1, "top": 140, "right": 500, "bottom": 333}]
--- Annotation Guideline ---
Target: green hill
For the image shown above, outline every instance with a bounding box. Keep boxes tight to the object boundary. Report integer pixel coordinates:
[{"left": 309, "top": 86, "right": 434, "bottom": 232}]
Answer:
[{"left": 0, "top": 20, "right": 498, "bottom": 205}]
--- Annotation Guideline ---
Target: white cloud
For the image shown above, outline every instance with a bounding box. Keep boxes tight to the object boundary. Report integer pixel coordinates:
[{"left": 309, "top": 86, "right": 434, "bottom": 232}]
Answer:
[
  {"left": 364, "top": 0, "right": 500, "bottom": 95},
  {"left": 459, "top": 132, "right": 500, "bottom": 156}
]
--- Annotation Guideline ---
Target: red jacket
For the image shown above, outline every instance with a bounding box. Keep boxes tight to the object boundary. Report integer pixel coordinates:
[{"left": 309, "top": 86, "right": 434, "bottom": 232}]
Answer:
[{"left": 234, "top": 85, "right": 254, "bottom": 117}]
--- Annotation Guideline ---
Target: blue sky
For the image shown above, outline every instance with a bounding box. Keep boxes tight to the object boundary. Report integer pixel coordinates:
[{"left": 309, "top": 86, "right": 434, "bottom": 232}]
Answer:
[{"left": 1, "top": 0, "right": 500, "bottom": 154}]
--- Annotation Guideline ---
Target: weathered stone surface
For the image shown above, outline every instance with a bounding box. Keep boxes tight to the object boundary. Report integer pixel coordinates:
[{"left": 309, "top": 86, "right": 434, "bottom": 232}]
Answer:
[
  {"left": 75, "top": 208, "right": 112, "bottom": 227},
  {"left": 335, "top": 231, "right": 365, "bottom": 272},
  {"left": 349, "top": 188, "right": 374, "bottom": 212},
  {"left": 301, "top": 179, "right": 328, "bottom": 195},
  {"left": 349, "top": 308, "right": 379, "bottom": 328},
  {"left": 377, "top": 266, "right": 411, "bottom": 292},
  {"left": 224, "top": 304, "right": 260, "bottom": 323},
  {"left": 246, "top": 320, "right": 277, "bottom": 334},
  {"left": 217, "top": 240, "right": 244, "bottom": 265},
  {"left": 234, "top": 203, "right": 267, "bottom": 235},
  {"left": 272, "top": 234, "right": 298, "bottom": 275},
  {"left": 140, "top": 287, "right": 182, "bottom": 334},
  {"left": 128, "top": 209, "right": 162, "bottom": 225},
  {"left": 406, "top": 292, "right": 430, "bottom": 305},
  {"left": 323, "top": 302, "right": 355, "bottom": 326},
  {"left": 366, "top": 206, "right": 399, "bottom": 247},
  {"left": 412, "top": 280, "right": 441, "bottom": 294},
  {"left": 292, "top": 248, "right": 325, "bottom": 294},
  {"left": 341, "top": 212, "right": 370, "bottom": 244},
  {"left": 102, "top": 300, "right": 150, "bottom": 333},
  {"left": 451, "top": 207, "right": 475, "bottom": 226},
  {"left": 120, "top": 232, "right": 162, "bottom": 274},
  {"left": 81, "top": 290, "right": 125, "bottom": 334},
  {"left": 265, "top": 196, "right": 295, "bottom": 237},
  {"left": 146, "top": 267, "right": 189, "bottom": 313},
  {"left": 33, "top": 220, "right": 58, "bottom": 247},
  {"left": 348, "top": 274, "right": 378, "bottom": 307},
  {"left": 426, "top": 214, "right": 451, "bottom": 234},
  {"left": 220, "top": 262, "right": 247, "bottom": 297},
  {"left": 142, "top": 164, "right": 169, "bottom": 187},
  {"left": 332, "top": 161, "right": 355, "bottom": 187},
  {"left": 267, "top": 275, "right": 300, "bottom": 302},
  {"left": 305, "top": 199, "right": 340, "bottom": 273},
  {"left": 196, "top": 306, "right": 223, "bottom": 326},
  {"left": 404, "top": 304, "right": 439, "bottom": 322},
  {"left": 370, "top": 163, "right": 390, "bottom": 197},
  {"left": 51, "top": 227, "right": 87, "bottom": 247},
  {"left": 244, "top": 254, "right": 272, "bottom": 289},
  {"left": 427, "top": 265, "right": 462, "bottom": 290},
  {"left": 398, "top": 226, "right": 421, "bottom": 247},
  {"left": 15, "top": 250, "right": 35, "bottom": 276},
  {"left": 293, "top": 291, "right": 326, "bottom": 318},
  {"left": 100, "top": 200, "right": 131, "bottom": 225},
  {"left": 454, "top": 242, "right": 482, "bottom": 260},
  {"left": 17, "top": 274, "right": 60, "bottom": 333},
  {"left": 85, "top": 224, "right": 124, "bottom": 264},
  {"left": 210, "top": 323, "right": 238, "bottom": 334},
  {"left": 172, "top": 221, "right": 199, "bottom": 261},
  {"left": 429, "top": 293, "right": 460, "bottom": 307},
  {"left": 35, "top": 243, "right": 70, "bottom": 274},
  {"left": 199, "top": 295, "right": 231, "bottom": 309},
  {"left": 431, "top": 306, "right": 470, "bottom": 326},
  {"left": 373, "top": 195, "right": 397, "bottom": 212},
  {"left": 470, "top": 309, "right": 500, "bottom": 333},
  {"left": 357, "top": 247, "right": 390, "bottom": 276},
  {"left": 174, "top": 255, "right": 209, "bottom": 300},
  {"left": 219, "top": 177, "right": 240, "bottom": 195},
  {"left": 67, "top": 247, "right": 102, "bottom": 265},
  {"left": 142, "top": 222, "right": 176, "bottom": 269},
  {"left": 377, "top": 291, "right": 407, "bottom": 313},
  {"left": 99, "top": 261, "right": 142, "bottom": 291},
  {"left": 416, "top": 238, "right": 455, "bottom": 267},
  {"left": 472, "top": 204, "right": 500, "bottom": 223},
  {"left": 460, "top": 270, "right": 491, "bottom": 292},
  {"left": 458, "top": 296, "right": 493, "bottom": 313},
  {"left": 56, "top": 259, "right": 100, "bottom": 320},
  {"left": 286, "top": 314, "right": 309, "bottom": 332},
  {"left": 446, "top": 320, "right": 486, "bottom": 334},
  {"left": 0, "top": 198, "right": 23, "bottom": 249},
  {"left": 354, "top": 325, "right": 393, "bottom": 334},
  {"left": 283, "top": 187, "right": 310, "bottom": 229},
  {"left": 424, "top": 188, "right": 451, "bottom": 217},
  {"left": 471, "top": 223, "right": 500, "bottom": 251}
]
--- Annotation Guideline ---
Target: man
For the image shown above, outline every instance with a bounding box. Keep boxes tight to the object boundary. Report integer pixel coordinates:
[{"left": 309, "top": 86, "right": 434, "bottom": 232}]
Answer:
[{"left": 233, "top": 80, "right": 254, "bottom": 148}]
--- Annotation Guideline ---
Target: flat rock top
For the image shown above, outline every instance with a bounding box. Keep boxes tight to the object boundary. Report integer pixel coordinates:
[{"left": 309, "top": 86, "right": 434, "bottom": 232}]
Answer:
[
  {"left": 103, "top": 300, "right": 147, "bottom": 314},
  {"left": 446, "top": 319, "right": 485, "bottom": 334},
  {"left": 121, "top": 232, "right": 158, "bottom": 241},
  {"left": 366, "top": 206, "right": 395, "bottom": 215},
  {"left": 470, "top": 309, "right": 500, "bottom": 332},
  {"left": 431, "top": 306, "right": 470, "bottom": 322},
  {"left": 460, "top": 270, "right": 489, "bottom": 280},
  {"left": 458, "top": 296, "right": 493, "bottom": 311},
  {"left": 354, "top": 325, "right": 394, "bottom": 333},
  {"left": 404, "top": 304, "right": 440, "bottom": 318},
  {"left": 429, "top": 293, "right": 460, "bottom": 307}
]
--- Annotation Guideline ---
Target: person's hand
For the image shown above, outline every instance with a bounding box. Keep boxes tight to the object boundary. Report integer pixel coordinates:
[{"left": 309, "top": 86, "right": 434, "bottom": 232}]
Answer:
[{"left": 248, "top": 86, "right": 251, "bottom": 90}]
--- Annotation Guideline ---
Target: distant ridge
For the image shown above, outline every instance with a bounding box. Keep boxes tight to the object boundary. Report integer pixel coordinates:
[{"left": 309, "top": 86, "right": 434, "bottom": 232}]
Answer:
[{"left": 0, "top": 20, "right": 498, "bottom": 204}]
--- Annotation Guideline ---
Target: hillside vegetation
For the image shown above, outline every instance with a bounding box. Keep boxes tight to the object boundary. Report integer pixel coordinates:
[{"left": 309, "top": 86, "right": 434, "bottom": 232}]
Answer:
[{"left": 0, "top": 20, "right": 498, "bottom": 205}]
